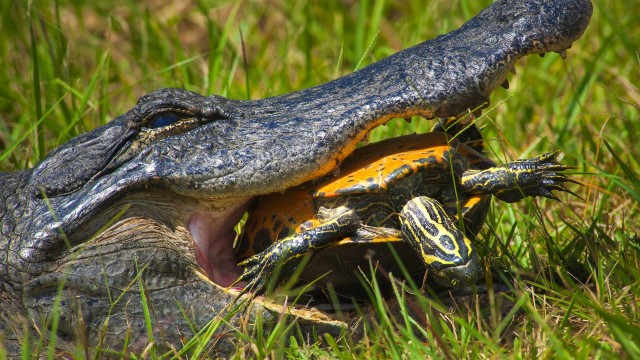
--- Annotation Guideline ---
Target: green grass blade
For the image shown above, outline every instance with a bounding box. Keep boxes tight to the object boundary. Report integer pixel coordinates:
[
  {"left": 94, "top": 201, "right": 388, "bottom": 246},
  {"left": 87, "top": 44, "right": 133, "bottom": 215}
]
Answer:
[{"left": 136, "top": 261, "right": 156, "bottom": 359}]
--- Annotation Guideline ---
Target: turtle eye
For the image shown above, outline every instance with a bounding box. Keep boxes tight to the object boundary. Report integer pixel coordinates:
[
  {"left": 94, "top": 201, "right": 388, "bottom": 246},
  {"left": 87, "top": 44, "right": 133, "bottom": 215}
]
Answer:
[{"left": 147, "top": 111, "right": 186, "bottom": 129}]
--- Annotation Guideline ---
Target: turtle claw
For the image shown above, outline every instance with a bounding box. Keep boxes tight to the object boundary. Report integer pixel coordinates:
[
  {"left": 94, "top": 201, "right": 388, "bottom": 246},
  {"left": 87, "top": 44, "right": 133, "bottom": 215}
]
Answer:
[
  {"left": 234, "top": 254, "right": 280, "bottom": 295},
  {"left": 462, "top": 151, "right": 580, "bottom": 203},
  {"left": 497, "top": 151, "right": 579, "bottom": 202},
  {"left": 228, "top": 267, "right": 270, "bottom": 306}
]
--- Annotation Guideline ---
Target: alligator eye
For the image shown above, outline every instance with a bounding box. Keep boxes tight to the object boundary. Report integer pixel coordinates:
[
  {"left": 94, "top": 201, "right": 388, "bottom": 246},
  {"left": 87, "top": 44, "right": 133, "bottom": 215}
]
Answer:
[{"left": 147, "top": 112, "right": 184, "bottom": 129}]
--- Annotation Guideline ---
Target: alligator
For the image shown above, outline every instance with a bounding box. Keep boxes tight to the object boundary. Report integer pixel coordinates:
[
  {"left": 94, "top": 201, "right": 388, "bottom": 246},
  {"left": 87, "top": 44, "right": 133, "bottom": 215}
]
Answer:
[{"left": 0, "top": 0, "right": 592, "bottom": 356}]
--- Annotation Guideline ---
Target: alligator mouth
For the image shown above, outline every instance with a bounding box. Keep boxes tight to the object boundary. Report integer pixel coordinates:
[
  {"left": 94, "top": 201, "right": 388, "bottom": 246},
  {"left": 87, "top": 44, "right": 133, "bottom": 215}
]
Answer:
[{"left": 187, "top": 199, "right": 252, "bottom": 288}]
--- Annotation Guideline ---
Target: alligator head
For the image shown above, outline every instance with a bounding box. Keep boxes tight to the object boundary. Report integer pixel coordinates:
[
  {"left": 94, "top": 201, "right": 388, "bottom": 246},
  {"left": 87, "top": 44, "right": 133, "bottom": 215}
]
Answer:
[{"left": 0, "top": 0, "right": 592, "bottom": 355}]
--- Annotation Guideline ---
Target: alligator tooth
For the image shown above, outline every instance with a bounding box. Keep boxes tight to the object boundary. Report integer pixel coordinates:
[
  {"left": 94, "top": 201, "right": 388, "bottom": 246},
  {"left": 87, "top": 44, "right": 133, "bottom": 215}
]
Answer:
[
  {"left": 510, "top": 65, "right": 517, "bottom": 75},
  {"left": 557, "top": 49, "right": 567, "bottom": 59},
  {"left": 500, "top": 78, "right": 509, "bottom": 89},
  {"left": 333, "top": 165, "right": 341, "bottom": 177}
]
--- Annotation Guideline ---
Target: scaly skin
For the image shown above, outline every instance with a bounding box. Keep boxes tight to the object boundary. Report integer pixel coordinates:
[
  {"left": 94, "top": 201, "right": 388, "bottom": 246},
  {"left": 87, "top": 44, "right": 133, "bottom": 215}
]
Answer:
[{"left": 0, "top": 0, "right": 592, "bottom": 355}]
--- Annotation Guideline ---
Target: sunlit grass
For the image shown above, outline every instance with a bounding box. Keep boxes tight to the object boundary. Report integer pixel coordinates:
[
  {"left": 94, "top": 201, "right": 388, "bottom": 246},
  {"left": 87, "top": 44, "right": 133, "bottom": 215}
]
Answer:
[{"left": 1, "top": 0, "right": 639, "bottom": 358}]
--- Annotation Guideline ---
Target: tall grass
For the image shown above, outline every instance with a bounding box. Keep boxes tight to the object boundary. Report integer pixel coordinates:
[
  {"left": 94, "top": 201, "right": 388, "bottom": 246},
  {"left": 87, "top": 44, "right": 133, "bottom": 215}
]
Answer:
[{"left": 1, "top": 0, "right": 638, "bottom": 358}]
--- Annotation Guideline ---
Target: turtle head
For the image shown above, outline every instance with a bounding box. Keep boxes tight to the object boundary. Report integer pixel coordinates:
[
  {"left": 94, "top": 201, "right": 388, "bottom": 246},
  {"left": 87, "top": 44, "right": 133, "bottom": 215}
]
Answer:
[
  {"left": 429, "top": 250, "right": 483, "bottom": 288},
  {"left": 400, "top": 196, "right": 483, "bottom": 288}
]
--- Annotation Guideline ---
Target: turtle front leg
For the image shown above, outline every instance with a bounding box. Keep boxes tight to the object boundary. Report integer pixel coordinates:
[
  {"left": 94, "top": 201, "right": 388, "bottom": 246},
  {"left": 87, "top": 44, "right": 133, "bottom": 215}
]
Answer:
[
  {"left": 460, "top": 151, "right": 578, "bottom": 203},
  {"left": 236, "top": 206, "right": 360, "bottom": 294}
]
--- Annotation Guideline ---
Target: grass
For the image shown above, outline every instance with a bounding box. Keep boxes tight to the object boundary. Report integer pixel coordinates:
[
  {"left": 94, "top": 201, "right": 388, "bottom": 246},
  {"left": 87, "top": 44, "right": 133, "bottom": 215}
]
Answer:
[{"left": 1, "top": 0, "right": 639, "bottom": 358}]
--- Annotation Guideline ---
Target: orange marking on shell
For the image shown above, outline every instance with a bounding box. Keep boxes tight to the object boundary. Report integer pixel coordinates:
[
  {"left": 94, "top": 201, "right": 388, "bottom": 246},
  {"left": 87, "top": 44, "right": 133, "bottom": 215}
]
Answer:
[
  {"left": 243, "top": 186, "right": 316, "bottom": 242},
  {"left": 314, "top": 132, "right": 457, "bottom": 197}
]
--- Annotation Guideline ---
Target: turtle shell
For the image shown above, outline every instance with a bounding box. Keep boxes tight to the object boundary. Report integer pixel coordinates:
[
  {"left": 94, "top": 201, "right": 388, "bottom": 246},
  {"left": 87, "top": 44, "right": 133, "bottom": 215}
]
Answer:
[
  {"left": 313, "top": 132, "right": 461, "bottom": 198},
  {"left": 236, "top": 185, "right": 318, "bottom": 259}
]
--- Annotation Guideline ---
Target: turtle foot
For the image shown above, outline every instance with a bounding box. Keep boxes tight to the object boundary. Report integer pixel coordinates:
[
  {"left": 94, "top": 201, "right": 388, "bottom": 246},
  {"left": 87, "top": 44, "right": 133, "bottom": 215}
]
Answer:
[
  {"left": 499, "top": 151, "right": 580, "bottom": 202},
  {"left": 234, "top": 247, "right": 293, "bottom": 295},
  {"left": 462, "top": 151, "right": 580, "bottom": 203},
  {"left": 235, "top": 206, "right": 361, "bottom": 296}
]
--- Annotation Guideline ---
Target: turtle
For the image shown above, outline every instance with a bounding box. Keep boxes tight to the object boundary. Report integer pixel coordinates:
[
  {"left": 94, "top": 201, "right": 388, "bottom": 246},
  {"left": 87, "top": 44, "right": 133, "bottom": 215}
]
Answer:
[{"left": 234, "top": 127, "right": 574, "bottom": 295}]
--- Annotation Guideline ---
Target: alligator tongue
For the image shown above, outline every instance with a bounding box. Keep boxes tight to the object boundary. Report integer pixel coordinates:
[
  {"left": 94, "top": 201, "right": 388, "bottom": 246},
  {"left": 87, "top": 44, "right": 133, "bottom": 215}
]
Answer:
[{"left": 187, "top": 201, "right": 250, "bottom": 287}]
